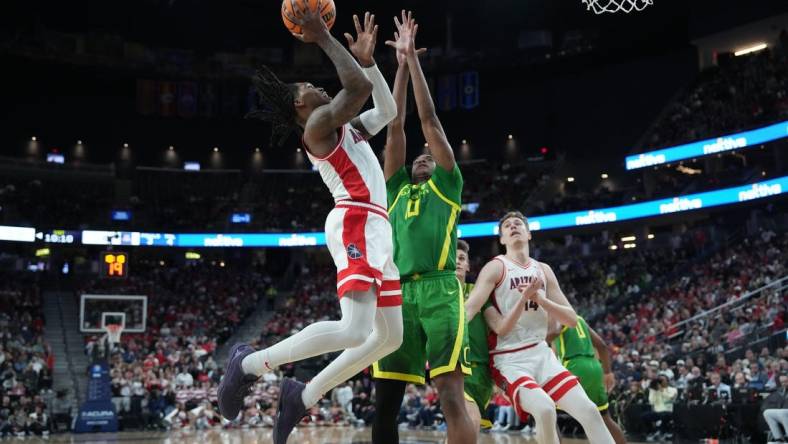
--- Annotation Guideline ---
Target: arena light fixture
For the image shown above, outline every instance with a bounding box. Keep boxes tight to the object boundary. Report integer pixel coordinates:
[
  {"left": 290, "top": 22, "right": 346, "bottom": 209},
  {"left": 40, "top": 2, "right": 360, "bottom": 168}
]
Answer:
[
  {"left": 462, "top": 139, "right": 467, "bottom": 145},
  {"left": 213, "top": 147, "right": 219, "bottom": 152},
  {"left": 601, "top": 173, "right": 609, "bottom": 179},
  {"left": 609, "top": 245, "right": 618, "bottom": 250},
  {"left": 123, "top": 143, "right": 129, "bottom": 148},
  {"left": 220, "top": 261, "right": 226, "bottom": 267},
  {"left": 508, "top": 134, "right": 514, "bottom": 140},
  {"left": 623, "top": 243, "right": 637, "bottom": 249},
  {"left": 647, "top": 234, "right": 655, "bottom": 239},
  {"left": 77, "top": 140, "right": 83, "bottom": 145},
  {"left": 255, "top": 147, "right": 261, "bottom": 153},
  {"left": 621, "top": 235, "right": 636, "bottom": 242},
  {"left": 567, "top": 177, "right": 575, "bottom": 183},
  {"left": 168, "top": 146, "right": 174, "bottom": 151},
  {"left": 734, "top": 43, "right": 767, "bottom": 57}
]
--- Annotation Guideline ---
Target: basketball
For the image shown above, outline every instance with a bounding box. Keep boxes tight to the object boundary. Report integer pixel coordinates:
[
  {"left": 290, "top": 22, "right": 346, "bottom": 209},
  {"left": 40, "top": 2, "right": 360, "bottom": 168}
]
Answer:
[{"left": 281, "top": 0, "right": 336, "bottom": 36}]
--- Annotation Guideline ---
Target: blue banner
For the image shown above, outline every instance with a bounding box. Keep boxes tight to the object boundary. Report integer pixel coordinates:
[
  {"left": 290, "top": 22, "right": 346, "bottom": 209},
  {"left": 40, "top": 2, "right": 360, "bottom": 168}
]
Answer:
[
  {"left": 626, "top": 120, "right": 788, "bottom": 170},
  {"left": 1, "top": 176, "right": 780, "bottom": 248},
  {"left": 460, "top": 71, "right": 479, "bottom": 109}
]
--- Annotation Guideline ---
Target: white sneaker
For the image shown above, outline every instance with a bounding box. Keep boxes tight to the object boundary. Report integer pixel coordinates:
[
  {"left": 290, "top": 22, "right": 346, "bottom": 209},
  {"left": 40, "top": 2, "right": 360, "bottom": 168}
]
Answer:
[{"left": 521, "top": 425, "right": 532, "bottom": 435}]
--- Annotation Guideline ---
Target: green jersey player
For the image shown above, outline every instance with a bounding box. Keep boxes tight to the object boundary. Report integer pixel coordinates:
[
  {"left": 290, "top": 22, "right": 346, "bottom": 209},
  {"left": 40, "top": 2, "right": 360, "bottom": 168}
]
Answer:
[{"left": 371, "top": 11, "right": 474, "bottom": 444}]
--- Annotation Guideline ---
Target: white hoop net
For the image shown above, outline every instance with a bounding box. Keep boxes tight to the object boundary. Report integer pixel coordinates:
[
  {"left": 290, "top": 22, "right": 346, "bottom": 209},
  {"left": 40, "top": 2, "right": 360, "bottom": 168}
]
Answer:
[
  {"left": 104, "top": 324, "right": 123, "bottom": 345},
  {"left": 582, "top": 0, "right": 653, "bottom": 14}
]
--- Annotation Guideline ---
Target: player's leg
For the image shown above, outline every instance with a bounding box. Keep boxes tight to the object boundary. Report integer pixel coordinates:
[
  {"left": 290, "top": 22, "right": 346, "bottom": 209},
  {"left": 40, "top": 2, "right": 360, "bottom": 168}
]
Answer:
[
  {"left": 372, "top": 276, "right": 426, "bottom": 444},
  {"left": 274, "top": 288, "right": 404, "bottom": 443},
  {"left": 602, "top": 410, "right": 627, "bottom": 444},
  {"left": 300, "top": 294, "right": 403, "bottom": 406},
  {"left": 464, "top": 364, "right": 493, "bottom": 431},
  {"left": 240, "top": 290, "right": 378, "bottom": 376},
  {"left": 554, "top": 385, "right": 615, "bottom": 444},
  {"left": 516, "top": 388, "right": 559, "bottom": 444},
  {"left": 371, "top": 379, "right": 406, "bottom": 444},
  {"left": 566, "top": 357, "right": 622, "bottom": 444},
  {"left": 433, "top": 367, "right": 476, "bottom": 443},
  {"left": 219, "top": 289, "right": 379, "bottom": 421},
  {"left": 464, "top": 397, "right": 482, "bottom": 431},
  {"left": 423, "top": 276, "right": 475, "bottom": 443}
]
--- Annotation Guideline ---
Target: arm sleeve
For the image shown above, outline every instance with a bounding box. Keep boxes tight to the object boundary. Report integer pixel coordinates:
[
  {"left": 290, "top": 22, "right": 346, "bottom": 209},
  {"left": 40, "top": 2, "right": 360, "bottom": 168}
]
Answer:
[{"left": 357, "top": 64, "right": 397, "bottom": 137}]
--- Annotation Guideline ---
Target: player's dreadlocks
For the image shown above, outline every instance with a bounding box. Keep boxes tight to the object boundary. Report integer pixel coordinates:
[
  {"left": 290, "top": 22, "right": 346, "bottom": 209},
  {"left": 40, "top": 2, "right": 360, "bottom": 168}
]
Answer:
[{"left": 246, "top": 65, "right": 302, "bottom": 146}]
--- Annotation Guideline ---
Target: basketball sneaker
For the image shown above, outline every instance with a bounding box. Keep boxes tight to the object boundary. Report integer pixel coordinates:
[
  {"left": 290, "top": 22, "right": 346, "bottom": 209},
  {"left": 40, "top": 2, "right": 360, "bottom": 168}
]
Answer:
[
  {"left": 217, "top": 343, "right": 259, "bottom": 420},
  {"left": 273, "top": 378, "right": 308, "bottom": 444}
]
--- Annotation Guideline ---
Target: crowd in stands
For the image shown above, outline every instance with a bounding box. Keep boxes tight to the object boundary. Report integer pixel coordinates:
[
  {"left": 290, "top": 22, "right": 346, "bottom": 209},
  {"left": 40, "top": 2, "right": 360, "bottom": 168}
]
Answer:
[
  {"left": 645, "top": 44, "right": 788, "bottom": 151},
  {"left": 0, "top": 273, "right": 54, "bottom": 438}
]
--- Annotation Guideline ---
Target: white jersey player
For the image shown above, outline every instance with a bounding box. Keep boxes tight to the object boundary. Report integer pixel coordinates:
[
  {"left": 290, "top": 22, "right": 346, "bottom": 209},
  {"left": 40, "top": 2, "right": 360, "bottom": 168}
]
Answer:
[
  {"left": 218, "top": 11, "right": 403, "bottom": 444},
  {"left": 465, "top": 211, "right": 614, "bottom": 444}
]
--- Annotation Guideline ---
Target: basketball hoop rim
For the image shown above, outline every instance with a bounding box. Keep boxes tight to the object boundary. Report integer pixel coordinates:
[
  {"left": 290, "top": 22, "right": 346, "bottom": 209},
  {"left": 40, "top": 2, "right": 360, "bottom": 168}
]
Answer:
[{"left": 104, "top": 323, "right": 124, "bottom": 343}]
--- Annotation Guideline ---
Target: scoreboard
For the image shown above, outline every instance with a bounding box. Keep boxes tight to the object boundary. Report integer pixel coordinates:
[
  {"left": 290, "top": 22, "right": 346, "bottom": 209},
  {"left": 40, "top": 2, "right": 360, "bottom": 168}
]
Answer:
[{"left": 101, "top": 252, "right": 128, "bottom": 278}]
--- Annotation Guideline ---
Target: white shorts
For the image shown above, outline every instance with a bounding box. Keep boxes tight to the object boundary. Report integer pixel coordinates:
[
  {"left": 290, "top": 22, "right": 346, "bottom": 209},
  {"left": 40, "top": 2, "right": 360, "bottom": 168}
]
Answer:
[
  {"left": 325, "top": 201, "right": 401, "bottom": 307},
  {"left": 490, "top": 341, "right": 579, "bottom": 418}
]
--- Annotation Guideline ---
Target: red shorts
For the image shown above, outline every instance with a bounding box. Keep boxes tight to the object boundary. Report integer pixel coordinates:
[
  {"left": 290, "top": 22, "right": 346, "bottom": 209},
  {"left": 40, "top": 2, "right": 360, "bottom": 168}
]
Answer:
[{"left": 325, "top": 201, "right": 401, "bottom": 307}]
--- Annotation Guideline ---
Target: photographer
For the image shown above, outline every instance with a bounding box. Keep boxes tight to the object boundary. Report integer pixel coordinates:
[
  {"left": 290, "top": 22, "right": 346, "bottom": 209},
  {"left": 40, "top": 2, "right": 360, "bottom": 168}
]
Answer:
[
  {"left": 763, "top": 374, "right": 788, "bottom": 443},
  {"left": 642, "top": 375, "right": 677, "bottom": 441}
]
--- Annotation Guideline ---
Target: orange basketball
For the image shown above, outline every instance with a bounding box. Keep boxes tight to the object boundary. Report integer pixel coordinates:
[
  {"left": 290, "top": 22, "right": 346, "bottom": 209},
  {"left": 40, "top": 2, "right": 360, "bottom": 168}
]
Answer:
[{"left": 281, "top": 0, "right": 336, "bottom": 36}]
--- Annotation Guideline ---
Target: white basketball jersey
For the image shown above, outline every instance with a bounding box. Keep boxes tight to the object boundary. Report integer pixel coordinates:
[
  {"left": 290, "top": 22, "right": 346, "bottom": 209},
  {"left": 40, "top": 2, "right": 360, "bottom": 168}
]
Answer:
[
  {"left": 305, "top": 123, "right": 387, "bottom": 209},
  {"left": 488, "top": 255, "right": 548, "bottom": 355}
]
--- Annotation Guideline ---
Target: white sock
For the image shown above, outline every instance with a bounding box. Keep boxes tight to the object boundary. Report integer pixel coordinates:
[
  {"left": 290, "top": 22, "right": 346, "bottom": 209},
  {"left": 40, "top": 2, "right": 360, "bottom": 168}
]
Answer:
[{"left": 240, "top": 290, "right": 377, "bottom": 377}]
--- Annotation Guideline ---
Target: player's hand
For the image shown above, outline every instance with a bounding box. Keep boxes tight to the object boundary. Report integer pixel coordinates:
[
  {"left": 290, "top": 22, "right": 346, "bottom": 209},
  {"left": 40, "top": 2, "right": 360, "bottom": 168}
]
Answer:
[
  {"left": 289, "top": 0, "right": 330, "bottom": 43},
  {"left": 518, "top": 277, "right": 543, "bottom": 303},
  {"left": 385, "top": 10, "right": 426, "bottom": 65},
  {"left": 344, "top": 12, "right": 377, "bottom": 67},
  {"left": 604, "top": 372, "right": 616, "bottom": 392}
]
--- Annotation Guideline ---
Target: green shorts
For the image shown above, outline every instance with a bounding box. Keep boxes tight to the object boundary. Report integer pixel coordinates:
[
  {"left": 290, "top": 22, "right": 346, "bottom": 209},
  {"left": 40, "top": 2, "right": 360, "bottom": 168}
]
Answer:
[
  {"left": 565, "top": 356, "right": 609, "bottom": 411},
  {"left": 464, "top": 362, "right": 494, "bottom": 428},
  {"left": 373, "top": 271, "right": 470, "bottom": 384}
]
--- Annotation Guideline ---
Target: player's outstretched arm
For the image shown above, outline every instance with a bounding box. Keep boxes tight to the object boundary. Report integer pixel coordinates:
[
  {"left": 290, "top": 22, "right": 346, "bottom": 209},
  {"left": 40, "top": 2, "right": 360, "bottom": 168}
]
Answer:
[
  {"left": 403, "top": 13, "right": 455, "bottom": 172},
  {"left": 382, "top": 11, "right": 420, "bottom": 180},
  {"left": 464, "top": 259, "right": 502, "bottom": 321},
  {"left": 346, "top": 13, "right": 398, "bottom": 139},
  {"left": 588, "top": 324, "right": 615, "bottom": 391},
  {"left": 293, "top": 3, "right": 372, "bottom": 148}
]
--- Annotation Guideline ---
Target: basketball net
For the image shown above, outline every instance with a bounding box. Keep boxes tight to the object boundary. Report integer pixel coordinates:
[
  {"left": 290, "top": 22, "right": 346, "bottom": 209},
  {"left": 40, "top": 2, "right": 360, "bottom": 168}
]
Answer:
[
  {"left": 582, "top": 0, "right": 653, "bottom": 14},
  {"left": 104, "top": 324, "right": 123, "bottom": 346}
]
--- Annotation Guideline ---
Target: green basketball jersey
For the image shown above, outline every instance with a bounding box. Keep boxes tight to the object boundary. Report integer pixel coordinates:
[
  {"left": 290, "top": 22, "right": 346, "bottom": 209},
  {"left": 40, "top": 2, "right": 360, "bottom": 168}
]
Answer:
[
  {"left": 386, "top": 165, "right": 463, "bottom": 277},
  {"left": 553, "top": 316, "right": 596, "bottom": 362},
  {"left": 463, "top": 283, "right": 489, "bottom": 364}
]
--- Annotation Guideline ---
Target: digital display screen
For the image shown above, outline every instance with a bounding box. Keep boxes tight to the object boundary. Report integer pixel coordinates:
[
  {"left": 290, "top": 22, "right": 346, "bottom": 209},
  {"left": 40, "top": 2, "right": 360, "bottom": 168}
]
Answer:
[
  {"left": 231, "top": 213, "right": 251, "bottom": 224},
  {"left": 626, "top": 120, "right": 788, "bottom": 170},
  {"left": 101, "top": 252, "right": 129, "bottom": 278},
  {"left": 111, "top": 210, "right": 131, "bottom": 221},
  {"left": 36, "top": 229, "right": 79, "bottom": 244},
  {"left": 46, "top": 153, "right": 65, "bottom": 164},
  {"left": 4, "top": 176, "right": 784, "bottom": 248}
]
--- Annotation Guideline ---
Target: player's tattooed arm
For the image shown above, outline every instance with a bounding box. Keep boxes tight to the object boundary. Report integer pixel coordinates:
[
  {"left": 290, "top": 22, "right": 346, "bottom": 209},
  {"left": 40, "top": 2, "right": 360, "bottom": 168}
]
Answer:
[
  {"left": 464, "top": 259, "right": 503, "bottom": 321},
  {"left": 299, "top": 2, "right": 373, "bottom": 149}
]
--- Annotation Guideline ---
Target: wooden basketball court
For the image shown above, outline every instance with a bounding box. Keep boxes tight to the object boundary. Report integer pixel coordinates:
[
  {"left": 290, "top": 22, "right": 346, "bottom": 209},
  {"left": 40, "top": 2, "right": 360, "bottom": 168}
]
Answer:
[{"left": 3, "top": 427, "right": 612, "bottom": 443}]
